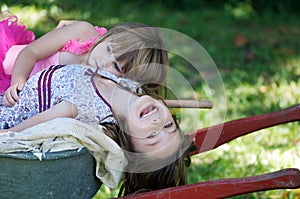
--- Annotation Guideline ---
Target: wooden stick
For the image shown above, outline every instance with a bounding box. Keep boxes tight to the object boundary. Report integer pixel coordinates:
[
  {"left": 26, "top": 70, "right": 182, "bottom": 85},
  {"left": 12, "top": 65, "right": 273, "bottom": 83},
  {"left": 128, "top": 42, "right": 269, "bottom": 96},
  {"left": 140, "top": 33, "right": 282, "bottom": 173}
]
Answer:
[{"left": 164, "top": 100, "right": 213, "bottom": 109}]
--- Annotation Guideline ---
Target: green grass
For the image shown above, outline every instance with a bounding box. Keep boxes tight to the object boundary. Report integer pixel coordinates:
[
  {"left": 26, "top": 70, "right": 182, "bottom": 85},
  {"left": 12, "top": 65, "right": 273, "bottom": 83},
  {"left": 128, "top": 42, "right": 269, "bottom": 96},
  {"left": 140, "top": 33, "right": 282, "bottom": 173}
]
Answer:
[{"left": 1, "top": 1, "right": 299, "bottom": 198}]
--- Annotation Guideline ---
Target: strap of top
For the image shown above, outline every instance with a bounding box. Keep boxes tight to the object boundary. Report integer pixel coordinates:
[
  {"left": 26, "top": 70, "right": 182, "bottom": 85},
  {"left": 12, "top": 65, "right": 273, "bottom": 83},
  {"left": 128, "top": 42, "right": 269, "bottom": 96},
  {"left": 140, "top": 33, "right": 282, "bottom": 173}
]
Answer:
[{"left": 85, "top": 68, "right": 143, "bottom": 95}]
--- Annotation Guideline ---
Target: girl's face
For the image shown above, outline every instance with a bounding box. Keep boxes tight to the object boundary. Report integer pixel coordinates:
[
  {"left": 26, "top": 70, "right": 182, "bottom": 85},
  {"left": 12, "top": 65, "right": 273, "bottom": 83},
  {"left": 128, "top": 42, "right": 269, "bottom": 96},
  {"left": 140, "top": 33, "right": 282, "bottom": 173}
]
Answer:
[
  {"left": 125, "top": 95, "right": 182, "bottom": 158},
  {"left": 88, "top": 40, "right": 125, "bottom": 76}
]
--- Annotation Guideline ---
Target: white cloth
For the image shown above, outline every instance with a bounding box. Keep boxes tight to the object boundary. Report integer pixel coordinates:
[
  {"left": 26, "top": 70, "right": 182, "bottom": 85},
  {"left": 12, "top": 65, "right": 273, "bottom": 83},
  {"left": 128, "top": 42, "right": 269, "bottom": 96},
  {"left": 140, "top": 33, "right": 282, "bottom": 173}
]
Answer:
[{"left": 0, "top": 118, "right": 127, "bottom": 188}]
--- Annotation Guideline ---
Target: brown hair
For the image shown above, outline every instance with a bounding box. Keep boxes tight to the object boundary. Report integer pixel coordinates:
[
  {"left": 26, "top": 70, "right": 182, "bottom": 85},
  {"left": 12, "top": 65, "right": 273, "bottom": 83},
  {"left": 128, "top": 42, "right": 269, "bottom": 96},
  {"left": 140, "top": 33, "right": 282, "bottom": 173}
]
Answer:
[
  {"left": 101, "top": 117, "right": 195, "bottom": 196},
  {"left": 87, "top": 22, "right": 169, "bottom": 98}
]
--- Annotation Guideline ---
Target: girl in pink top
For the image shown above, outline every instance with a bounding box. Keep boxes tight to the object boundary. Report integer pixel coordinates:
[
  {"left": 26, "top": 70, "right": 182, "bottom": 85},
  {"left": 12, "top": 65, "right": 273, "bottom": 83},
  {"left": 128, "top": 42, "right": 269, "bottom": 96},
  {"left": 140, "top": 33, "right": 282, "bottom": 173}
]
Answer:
[
  {"left": 0, "top": 11, "right": 168, "bottom": 106},
  {"left": 0, "top": 12, "right": 107, "bottom": 92}
]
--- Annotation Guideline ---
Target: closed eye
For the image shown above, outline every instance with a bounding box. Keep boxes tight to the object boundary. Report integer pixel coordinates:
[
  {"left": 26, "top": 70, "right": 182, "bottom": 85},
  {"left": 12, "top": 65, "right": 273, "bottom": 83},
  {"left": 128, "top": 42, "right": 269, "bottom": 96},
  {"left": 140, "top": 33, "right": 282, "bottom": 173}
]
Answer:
[
  {"left": 107, "top": 45, "right": 112, "bottom": 53},
  {"left": 114, "top": 62, "right": 122, "bottom": 72}
]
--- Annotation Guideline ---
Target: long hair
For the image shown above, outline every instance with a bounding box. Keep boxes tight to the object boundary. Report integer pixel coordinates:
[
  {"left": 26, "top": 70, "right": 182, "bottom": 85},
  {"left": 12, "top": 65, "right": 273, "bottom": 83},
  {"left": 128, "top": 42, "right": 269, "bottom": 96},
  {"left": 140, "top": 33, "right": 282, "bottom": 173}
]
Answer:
[
  {"left": 119, "top": 135, "right": 194, "bottom": 196},
  {"left": 100, "top": 117, "right": 195, "bottom": 196},
  {"left": 87, "top": 22, "right": 169, "bottom": 98}
]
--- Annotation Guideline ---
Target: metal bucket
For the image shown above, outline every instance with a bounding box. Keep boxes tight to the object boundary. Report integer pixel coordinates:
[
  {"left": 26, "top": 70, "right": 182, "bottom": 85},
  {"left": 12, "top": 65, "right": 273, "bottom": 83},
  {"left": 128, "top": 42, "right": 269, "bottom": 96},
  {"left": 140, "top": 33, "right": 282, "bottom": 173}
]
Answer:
[{"left": 0, "top": 148, "right": 102, "bottom": 199}]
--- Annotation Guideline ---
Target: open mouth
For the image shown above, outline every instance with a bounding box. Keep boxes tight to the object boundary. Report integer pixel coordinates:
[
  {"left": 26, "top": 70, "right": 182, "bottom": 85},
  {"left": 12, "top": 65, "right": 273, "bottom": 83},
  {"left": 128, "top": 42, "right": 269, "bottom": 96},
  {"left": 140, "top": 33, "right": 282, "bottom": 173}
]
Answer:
[{"left": 140, "top": 105, "right": 158, "bottom": 118}]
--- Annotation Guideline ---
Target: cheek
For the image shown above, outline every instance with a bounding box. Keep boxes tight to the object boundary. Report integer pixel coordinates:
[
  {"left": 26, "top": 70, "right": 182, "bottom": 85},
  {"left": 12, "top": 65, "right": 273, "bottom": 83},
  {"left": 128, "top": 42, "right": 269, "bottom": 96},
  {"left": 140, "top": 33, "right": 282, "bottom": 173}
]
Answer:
[
  {"left": 130, "top": 136, "right": 146, "bottom": 152},
  {"left": 104, "top": 65, "right": 122, "bottom": 76},
  {"left": 127, "top": 124, "right": 144, "bottom": 140}
]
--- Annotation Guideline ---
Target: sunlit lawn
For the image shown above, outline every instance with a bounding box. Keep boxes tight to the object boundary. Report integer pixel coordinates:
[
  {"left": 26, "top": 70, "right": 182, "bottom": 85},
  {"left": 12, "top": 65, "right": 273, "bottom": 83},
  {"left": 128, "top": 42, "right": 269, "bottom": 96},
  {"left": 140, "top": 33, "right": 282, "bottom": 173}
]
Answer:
[{"left": 2, "top": 1, "right": 299, "bottom": 198}]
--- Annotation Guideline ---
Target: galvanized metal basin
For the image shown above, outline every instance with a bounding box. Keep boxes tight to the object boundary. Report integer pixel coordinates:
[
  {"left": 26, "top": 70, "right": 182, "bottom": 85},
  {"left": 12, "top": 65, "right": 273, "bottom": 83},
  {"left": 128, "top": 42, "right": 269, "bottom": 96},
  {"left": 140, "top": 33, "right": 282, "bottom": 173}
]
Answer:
[{"left": 0, "top": 148, "right": 102, "bottom": 199}]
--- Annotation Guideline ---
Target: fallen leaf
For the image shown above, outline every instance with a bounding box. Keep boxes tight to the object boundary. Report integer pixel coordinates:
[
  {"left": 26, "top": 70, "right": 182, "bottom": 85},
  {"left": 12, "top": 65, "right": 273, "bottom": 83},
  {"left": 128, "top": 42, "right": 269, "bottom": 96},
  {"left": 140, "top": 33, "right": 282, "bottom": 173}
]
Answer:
[{"left": 234, "top": 34, "right": 248, "bottom": 47}]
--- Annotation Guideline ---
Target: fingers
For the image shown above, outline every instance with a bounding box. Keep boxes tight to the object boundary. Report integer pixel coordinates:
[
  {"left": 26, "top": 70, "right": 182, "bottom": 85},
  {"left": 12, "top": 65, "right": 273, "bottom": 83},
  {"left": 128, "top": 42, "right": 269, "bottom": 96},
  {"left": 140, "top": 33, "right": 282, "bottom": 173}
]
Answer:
[
  {"left": 55, "top": 20, "right": 77, "bottom": 29},
  {"left": 55, "top": 20, "right": 66, "bottom": 29},
  {"left": 2, "top": 83, "right": 23, "bottom": 106},
  {"left": 17, "top": 83, "right": 24, "bottom": 91}
]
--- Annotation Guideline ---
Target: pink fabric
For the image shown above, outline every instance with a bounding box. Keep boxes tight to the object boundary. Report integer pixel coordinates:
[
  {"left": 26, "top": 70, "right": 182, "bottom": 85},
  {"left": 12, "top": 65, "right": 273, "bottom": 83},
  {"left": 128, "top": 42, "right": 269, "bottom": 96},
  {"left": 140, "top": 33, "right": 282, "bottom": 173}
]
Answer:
[
  {"left": 60, "top": 26, "right": 107, "bottom": 54},
  {"left": 0, "top": 11, "right": 107, "bottom": 92},
  {"left": 0, "top": 14, "right": 35, "bottom": 92},
  {"left": 3, "top": 45, "right": 60, "bottom": 76}
]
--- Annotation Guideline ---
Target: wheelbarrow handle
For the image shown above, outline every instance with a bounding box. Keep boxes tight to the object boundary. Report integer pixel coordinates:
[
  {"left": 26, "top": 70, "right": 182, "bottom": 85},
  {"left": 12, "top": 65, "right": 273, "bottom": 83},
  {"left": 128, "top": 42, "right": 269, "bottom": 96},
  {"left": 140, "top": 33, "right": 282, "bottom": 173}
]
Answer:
[
  {"left": 116, "top": 168, "right": 300, "bottom": 199},
  {"left": 189, "top": 104, "right": 300, "bottom": 154},
  {"left": 165, "top": 100, "right": 213, "bottom": 109}
]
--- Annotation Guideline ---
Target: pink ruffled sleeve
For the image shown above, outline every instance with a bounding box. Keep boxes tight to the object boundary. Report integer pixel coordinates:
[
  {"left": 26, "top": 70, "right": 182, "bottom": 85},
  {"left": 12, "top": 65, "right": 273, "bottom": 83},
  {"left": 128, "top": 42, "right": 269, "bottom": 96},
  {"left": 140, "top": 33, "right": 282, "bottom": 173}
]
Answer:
[{"left": 60, "top": 26, "right": 107, "bottom": 54}]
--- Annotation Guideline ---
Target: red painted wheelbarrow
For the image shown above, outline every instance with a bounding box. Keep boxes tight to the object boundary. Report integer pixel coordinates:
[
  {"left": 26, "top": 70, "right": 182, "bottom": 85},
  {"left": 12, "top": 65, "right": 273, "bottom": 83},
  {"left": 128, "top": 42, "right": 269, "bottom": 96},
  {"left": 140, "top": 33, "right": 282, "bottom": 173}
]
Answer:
[{"left": 115, "top": 103, "right": 300, "bottom": 199}]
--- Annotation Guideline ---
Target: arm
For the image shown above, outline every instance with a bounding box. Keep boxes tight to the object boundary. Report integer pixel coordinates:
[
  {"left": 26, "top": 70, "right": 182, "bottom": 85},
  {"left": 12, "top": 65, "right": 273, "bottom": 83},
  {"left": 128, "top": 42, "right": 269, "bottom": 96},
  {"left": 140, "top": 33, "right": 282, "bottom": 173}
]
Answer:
[
  {"left": 55, "top": 20, "right": 79, "bottom": 29},
  {"left": 3, "top": 21, "right": 99, "bottom": 106},
  {"left": 1, "top": 101, "right": 78, "bottom": 133}
]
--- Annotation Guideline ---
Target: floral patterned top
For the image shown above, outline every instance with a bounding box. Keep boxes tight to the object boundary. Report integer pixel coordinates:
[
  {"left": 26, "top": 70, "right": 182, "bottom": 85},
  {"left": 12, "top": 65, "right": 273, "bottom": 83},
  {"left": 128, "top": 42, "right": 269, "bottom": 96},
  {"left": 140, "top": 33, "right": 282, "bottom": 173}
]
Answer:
[{"left": 0, "top": 64, "right": 141, "bottom": 129}]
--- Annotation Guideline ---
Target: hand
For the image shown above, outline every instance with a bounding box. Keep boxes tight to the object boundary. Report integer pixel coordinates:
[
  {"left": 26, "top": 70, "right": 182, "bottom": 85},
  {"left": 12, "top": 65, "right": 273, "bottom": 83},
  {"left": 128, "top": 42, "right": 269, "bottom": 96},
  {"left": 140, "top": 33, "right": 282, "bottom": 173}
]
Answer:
[{"left": 2, "top": 82, "right": 24, "bottom": 107}]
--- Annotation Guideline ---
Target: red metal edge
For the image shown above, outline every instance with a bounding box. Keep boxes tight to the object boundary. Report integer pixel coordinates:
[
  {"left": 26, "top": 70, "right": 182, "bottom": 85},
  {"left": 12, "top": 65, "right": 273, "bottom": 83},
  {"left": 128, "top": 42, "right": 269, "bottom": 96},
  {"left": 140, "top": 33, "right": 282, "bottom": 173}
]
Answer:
[
  {"left": 116, "top": 168, "right": 300, "bottom": 199},
  {"left": 189, "top": 104, "right": 300, "bottom": 154}
]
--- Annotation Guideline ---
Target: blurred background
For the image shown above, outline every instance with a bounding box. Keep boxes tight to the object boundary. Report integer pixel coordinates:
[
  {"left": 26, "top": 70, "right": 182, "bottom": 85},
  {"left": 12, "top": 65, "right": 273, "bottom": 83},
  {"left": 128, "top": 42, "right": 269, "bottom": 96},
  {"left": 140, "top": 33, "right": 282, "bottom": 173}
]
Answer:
[{"left": 1, "top": 0, "right": 299, "bottom": 198}]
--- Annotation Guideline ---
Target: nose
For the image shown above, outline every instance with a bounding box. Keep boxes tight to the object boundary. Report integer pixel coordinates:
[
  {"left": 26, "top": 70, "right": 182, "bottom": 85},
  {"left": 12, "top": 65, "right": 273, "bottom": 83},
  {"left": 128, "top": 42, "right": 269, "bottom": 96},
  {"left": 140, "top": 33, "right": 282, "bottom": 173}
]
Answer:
[
  {"left": 149, "top": 106, "right": 166, "bottom": 125},
  {"left": 150, "top": 115, "right": 161, "bottom": 124}
]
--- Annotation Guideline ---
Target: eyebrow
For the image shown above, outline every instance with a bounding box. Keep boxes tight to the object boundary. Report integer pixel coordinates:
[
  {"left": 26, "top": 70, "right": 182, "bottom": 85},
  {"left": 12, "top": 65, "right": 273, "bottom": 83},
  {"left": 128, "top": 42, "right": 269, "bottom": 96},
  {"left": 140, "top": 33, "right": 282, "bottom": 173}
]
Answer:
[{"left": 173, "top": 127, "right": 178, "bottom": 133}]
